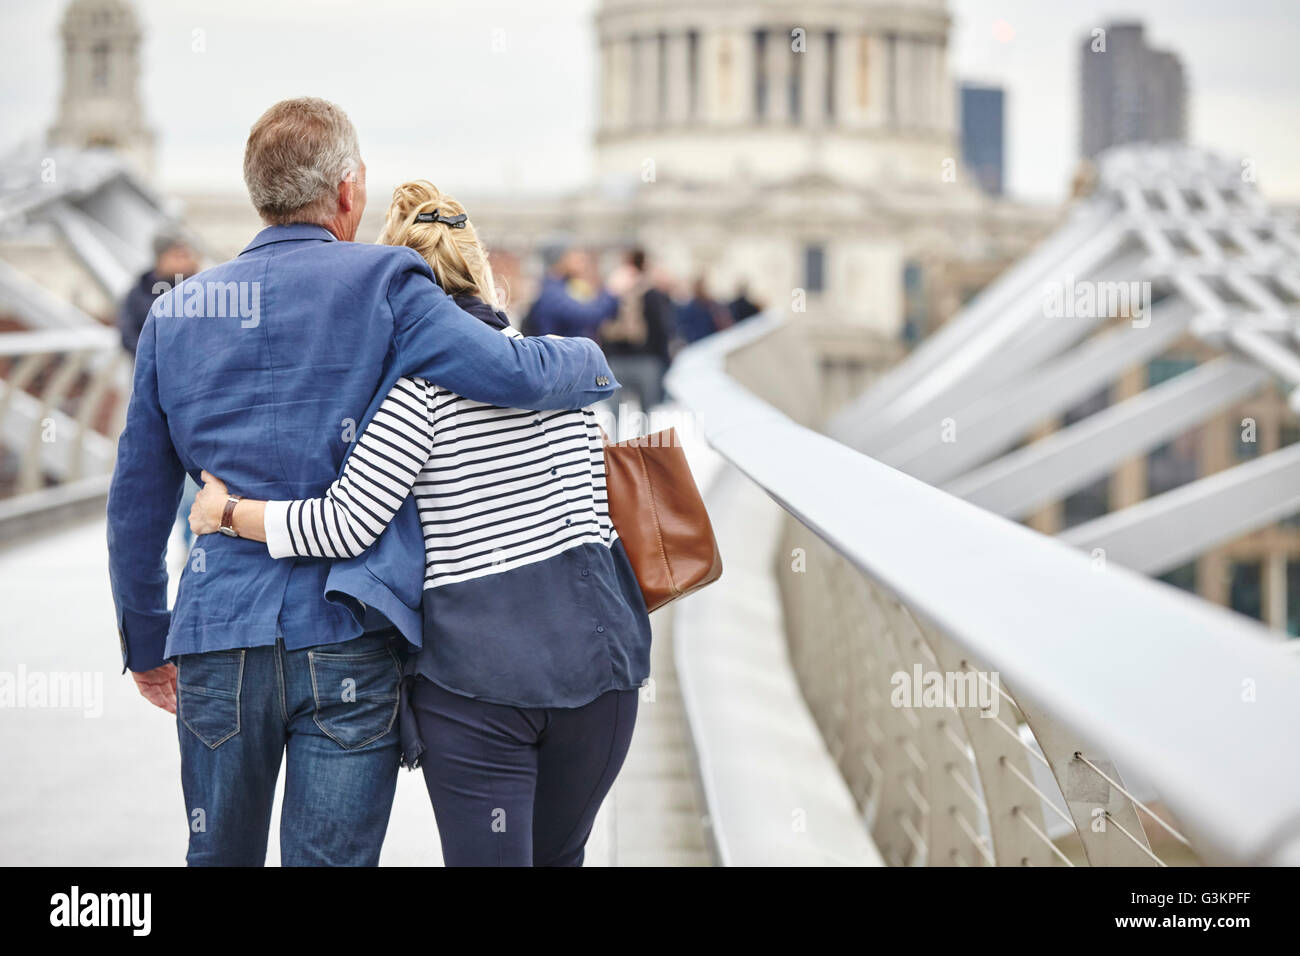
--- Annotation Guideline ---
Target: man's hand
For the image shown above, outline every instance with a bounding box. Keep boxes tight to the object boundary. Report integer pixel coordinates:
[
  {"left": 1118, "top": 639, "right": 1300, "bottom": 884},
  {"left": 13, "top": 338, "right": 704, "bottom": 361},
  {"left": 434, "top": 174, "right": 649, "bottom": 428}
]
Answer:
[
  {"left": 190, "top": 470, "right": 230, "bottom": 535},
  {"left": 132, "top": 663, "right": 178, "bottom": 714}
]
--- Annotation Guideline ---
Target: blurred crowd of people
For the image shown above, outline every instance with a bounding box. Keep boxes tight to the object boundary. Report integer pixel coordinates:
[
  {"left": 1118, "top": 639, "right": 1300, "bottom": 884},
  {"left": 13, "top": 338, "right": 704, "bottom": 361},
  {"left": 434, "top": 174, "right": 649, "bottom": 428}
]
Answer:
[
  {"left": 118, "top": 235, "right": 761, "bottom": 428},
  {"left": 522, "top": 247, "right": 762, "bottom": 414}
]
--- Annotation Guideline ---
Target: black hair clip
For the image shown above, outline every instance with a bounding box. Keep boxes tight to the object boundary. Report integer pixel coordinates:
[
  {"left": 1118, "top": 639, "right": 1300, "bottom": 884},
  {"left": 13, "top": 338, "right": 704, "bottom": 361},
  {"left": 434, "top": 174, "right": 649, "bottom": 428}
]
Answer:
[{"left": 414, "top": 211, "right": 468, "bottom": 228}]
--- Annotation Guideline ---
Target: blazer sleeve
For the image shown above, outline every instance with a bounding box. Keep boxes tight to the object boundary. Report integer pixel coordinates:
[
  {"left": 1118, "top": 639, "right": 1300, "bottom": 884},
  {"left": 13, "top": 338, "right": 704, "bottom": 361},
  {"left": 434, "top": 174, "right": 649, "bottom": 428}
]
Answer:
[
  {"left": 106, "top": 311, "right": 186, "bottom": 673},
  {"left": 386, "top": 257, "right": 618, "bottom": 410},
  {"left": 263, "top": 377, "right": 434, "bottom": 560}
]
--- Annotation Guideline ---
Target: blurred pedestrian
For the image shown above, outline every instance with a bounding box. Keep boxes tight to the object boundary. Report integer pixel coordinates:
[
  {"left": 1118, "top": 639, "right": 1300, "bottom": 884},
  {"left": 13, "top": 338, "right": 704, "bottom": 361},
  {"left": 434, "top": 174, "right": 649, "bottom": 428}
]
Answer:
[
  {"left": 600, "top": 248, "right": 675, "bottom": 413},
  {"left": 523, "top": 249, "right": 625, "bottom": 339},
  {"left": 728, "top": 282, "right": 762, "bottom": 324},
  {"left": 118, "top": 230, "right": 199, "bottom": 358},
  {"left": 677, "top": 276, "right": 731, "bottom": 344}
]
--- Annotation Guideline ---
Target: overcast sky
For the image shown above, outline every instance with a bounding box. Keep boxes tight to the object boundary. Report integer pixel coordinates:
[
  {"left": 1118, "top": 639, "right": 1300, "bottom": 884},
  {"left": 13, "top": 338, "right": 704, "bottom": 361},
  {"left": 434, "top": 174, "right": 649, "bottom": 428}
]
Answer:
[{"left": 1, "top": 0, "right": 1296, "bottom": 204}]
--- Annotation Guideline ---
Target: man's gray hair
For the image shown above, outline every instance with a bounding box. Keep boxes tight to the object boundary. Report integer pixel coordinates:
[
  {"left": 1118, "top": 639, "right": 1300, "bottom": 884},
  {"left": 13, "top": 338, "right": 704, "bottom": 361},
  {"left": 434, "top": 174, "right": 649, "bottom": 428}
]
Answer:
[{"left": 242, "top": 97, "right": 361, "bottom": 226}]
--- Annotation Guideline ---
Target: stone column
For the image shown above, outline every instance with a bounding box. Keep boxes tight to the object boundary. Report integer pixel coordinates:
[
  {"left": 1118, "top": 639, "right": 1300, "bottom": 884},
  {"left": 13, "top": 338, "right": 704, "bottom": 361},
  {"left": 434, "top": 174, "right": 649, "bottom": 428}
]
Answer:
[
  {"left": 934, "top": 37, "right": 954, "bottom": 134},
  {"left": 665, "top": 31, "right": 691, "bottom": 125},
  {"left": 704, "top": 28, "right": 753, "bottom": 124},
  {"left": 766, "top": 27, "right": 790, "bottom": 123},
  {"left": 913, "top": 38, "right": 932, "bottom": 129},
  {"left": 800, "top": 29, "right": 827, "bottom": 127},
  {"left": 598, "top": 37, "right": 613, "bottom": 132},
  {"left": 632, "top": 33, "right": 659, "bottom": 128},
  {"left": 894, "top": 34, "right": 912, "bottom": 128},
  {"left": 604, "top": 35, "right": 633, "bottom": 133},
  {"left": 836, "top": 31, "right": 865, "bottom": 128}
]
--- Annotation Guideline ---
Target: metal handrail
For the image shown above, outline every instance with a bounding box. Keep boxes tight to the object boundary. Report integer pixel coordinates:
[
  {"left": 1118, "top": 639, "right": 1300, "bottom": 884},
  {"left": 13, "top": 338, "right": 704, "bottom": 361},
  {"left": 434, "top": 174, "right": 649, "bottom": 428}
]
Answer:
[{"left": 666, "top": 314, "right": 1300, "bottom": 865}]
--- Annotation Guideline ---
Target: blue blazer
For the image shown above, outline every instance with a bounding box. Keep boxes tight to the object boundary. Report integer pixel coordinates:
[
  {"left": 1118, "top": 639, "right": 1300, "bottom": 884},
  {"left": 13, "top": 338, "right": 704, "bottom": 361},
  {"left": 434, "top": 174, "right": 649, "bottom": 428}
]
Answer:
[{"left": 107, "top": 224, "right": 616, "bottom": 672}]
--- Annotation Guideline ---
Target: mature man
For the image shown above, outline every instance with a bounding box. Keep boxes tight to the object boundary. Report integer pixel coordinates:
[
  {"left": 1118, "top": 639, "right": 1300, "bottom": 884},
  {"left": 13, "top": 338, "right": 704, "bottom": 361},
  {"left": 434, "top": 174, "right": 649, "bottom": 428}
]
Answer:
[{"left": 106, "top": 98, "right": 617, "bottom": 866}]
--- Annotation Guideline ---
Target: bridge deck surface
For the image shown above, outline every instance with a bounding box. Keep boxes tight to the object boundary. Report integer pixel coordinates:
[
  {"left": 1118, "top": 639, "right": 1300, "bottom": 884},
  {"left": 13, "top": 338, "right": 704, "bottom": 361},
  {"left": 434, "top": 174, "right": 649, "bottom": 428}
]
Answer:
[{"left": 0, "top": 512, "right": 712, "bottom": 866}]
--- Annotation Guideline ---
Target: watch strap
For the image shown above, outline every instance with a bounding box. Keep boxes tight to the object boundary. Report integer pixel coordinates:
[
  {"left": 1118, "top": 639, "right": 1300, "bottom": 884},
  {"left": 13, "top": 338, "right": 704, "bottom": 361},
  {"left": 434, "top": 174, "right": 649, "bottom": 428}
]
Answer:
[{"left": 220, "top": 494, "right": 243, "bottom": 538}]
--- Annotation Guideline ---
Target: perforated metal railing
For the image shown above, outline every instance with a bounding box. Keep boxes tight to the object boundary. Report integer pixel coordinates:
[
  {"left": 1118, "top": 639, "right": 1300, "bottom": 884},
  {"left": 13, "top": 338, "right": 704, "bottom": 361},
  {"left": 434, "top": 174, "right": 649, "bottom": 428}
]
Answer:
[{"left": 666, "top": 314, "right": 1300, "bottom": 866}]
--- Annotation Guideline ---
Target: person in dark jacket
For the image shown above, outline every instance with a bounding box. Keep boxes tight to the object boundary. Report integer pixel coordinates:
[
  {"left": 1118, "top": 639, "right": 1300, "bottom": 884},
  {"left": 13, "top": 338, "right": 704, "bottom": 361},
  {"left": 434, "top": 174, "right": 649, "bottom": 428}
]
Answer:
[
  {"left": 523, "top": 249, "right": 627, "bottom": 339},
  {"left": 728, "top": 282, "right": 762, "bottom": 324},
  {"left": 677, "top": 276, "right": 732, "bottom": 344},
  {"left": 601, "top": 248, "right": 676, "bottom": 413},
  {"left": 118, "top": 231, "right": 199, "bottom": 357}
]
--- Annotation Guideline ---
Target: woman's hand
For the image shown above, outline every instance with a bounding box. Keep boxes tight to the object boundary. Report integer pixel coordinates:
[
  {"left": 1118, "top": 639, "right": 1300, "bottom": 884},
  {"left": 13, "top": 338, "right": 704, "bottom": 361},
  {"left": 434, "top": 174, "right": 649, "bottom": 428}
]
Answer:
[{"left": 189, "top": 470, "right": 230, "bottom": 536}]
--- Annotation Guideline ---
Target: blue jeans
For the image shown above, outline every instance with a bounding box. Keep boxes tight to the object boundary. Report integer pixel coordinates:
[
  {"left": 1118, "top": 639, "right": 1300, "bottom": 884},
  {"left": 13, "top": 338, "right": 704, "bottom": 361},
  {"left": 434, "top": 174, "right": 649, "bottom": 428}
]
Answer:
[
  {"left": 176, "top": 630, "right": 402, "bottom": 866},
  {"left": 409, "top": 679, "right": 639, "bottom": 866}
]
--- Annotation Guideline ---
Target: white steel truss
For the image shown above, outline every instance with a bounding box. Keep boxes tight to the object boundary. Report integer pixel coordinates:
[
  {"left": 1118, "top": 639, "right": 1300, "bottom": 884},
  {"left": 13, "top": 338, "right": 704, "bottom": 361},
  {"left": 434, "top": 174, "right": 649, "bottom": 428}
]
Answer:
[{"left": 831, "top": 145, "right": 1300, "bottom": 599}]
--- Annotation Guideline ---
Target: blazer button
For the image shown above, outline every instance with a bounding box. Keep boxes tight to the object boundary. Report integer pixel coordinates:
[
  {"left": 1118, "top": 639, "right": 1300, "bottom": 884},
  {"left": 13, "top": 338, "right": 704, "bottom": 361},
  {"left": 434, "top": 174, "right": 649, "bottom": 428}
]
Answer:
[
  {"left": 581, "top": 569, "right": 590, "bottom": 577},
  {"left": 596, "top": 625, "right": 605, "bottom": 633}
]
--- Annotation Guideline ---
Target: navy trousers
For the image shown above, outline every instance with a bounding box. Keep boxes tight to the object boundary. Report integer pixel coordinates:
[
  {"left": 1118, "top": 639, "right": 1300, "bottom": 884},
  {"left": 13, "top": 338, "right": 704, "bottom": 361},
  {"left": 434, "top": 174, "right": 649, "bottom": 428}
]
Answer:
[{"left": 409, "top": 679, "right": 639, "bottom": 866}]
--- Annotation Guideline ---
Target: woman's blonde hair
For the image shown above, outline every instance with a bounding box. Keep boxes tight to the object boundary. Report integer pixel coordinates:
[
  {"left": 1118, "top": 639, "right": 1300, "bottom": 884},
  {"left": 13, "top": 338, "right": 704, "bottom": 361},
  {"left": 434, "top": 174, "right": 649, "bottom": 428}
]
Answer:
[{"left": 377, "top": 180, "right": 502, "bottom": 309}]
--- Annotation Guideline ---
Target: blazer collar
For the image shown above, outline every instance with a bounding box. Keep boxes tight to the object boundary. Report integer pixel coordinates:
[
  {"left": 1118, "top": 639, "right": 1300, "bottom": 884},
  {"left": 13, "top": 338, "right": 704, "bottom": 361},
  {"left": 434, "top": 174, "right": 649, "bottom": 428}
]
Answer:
[{"left": 240, "top": 223, "right": 338, "bottom": 255}]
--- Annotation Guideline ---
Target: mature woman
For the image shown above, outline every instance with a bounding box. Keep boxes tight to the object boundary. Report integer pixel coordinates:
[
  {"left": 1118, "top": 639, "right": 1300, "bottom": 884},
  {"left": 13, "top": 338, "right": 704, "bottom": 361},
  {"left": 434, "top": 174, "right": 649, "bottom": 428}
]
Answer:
[{"left": 190, "top": 180, "right": 652, "bottom": 866}]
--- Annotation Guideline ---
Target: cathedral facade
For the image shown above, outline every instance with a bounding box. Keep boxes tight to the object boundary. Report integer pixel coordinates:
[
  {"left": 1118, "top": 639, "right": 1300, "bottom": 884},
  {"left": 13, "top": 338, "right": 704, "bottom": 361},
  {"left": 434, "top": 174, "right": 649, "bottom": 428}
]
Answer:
[
  {"left": 9, "top": 0, "right": 1056, "bottom": 355},
  {"left": 467, "top": 0, "right": 1055, "bottom": 343}
]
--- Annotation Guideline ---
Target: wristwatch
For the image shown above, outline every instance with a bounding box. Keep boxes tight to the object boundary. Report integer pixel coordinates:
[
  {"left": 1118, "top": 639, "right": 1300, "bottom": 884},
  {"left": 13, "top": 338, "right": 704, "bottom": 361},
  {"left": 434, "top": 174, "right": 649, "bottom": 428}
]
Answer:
[{"left": 219, "top": 494, "right": 243, "bottom": 538}]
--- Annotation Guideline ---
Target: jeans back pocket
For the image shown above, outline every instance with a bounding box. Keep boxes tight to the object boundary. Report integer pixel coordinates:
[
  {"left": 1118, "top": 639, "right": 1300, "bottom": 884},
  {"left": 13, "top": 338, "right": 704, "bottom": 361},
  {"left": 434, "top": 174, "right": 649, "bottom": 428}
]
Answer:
[
  {"left": 308, "top": 639, "right": 400, "bottom": 750},
  {"left": 178, "top": 648, "right": 245, "bottom": 749}
]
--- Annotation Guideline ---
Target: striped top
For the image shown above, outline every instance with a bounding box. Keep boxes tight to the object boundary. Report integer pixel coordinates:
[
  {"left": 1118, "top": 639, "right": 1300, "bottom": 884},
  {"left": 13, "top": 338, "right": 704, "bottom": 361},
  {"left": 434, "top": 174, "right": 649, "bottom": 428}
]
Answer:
[
  {"left": 264, "top": 325, "right": 616, "bottom": 586},
  {"left": 262, "top": 308, "right": 652, "bottom": 716}
]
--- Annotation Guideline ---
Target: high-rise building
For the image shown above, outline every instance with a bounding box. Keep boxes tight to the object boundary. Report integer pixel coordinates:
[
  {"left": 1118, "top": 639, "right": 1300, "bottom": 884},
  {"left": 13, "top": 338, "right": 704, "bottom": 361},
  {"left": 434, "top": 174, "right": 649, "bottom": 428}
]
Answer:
[
  {"left": 1079, "top": 21, "right": 1186, "bottom": 159},
  {"left": 958, "top": 82, "right": 1004, "bottom": 196}
]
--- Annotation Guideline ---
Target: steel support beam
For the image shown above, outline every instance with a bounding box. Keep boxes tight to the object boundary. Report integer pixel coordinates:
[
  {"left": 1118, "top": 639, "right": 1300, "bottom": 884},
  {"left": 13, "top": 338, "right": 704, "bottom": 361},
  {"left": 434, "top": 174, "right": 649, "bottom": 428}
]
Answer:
[
  {"left": 1061, "top": 442, "right": 1300, "bottom": 578},
  {"left": 944, "top": 358, "right": 1269, "bottom": 519},
  {"left": 829, "top": 201, "right": 1116, "bottom": 435},
  {"left": 882, "top": 300, "right": 1198, "bottom": 482},
  {"left": 833, "top": 217, "right": 1132, "bottom": 454}
]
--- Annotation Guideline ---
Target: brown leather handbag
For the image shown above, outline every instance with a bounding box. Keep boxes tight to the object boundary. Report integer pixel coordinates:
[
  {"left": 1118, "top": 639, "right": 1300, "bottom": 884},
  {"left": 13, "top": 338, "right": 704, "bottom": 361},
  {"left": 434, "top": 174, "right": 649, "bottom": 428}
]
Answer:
[{"left": 603, "top": 427, "right": 723, "bottom": 612}]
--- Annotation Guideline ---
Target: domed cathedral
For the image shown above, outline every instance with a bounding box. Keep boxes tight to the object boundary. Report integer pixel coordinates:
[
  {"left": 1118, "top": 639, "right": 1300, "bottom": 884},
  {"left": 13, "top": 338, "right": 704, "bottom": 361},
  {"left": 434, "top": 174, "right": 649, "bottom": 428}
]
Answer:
[
  {"left": 47, "top": 0, "right": 155, "bottom": 180},
  {"left": 523, "top": 0, "right": 1057, "bottom": 352},
  {"left": 5, "top": 0, "right": 1055, "bottom": 363},
  {"left": 595, "top": 0, "right": 957, "bottom": 190}
]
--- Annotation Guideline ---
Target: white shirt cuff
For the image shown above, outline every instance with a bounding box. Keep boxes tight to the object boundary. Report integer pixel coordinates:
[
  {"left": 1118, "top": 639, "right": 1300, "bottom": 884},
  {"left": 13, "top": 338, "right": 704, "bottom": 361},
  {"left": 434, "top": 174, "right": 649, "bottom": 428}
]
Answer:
[{"left": 263, "top": 500, "right": 295, "bottom": 559}]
